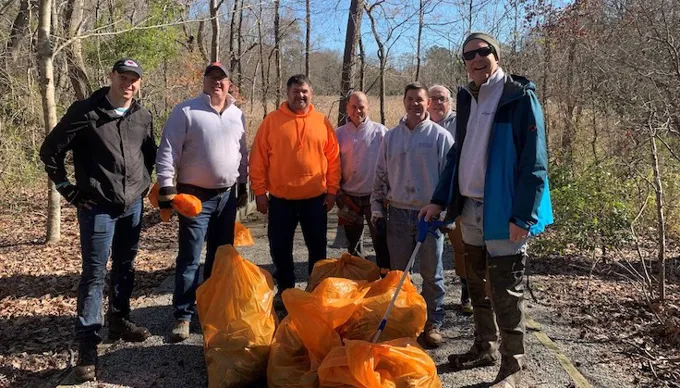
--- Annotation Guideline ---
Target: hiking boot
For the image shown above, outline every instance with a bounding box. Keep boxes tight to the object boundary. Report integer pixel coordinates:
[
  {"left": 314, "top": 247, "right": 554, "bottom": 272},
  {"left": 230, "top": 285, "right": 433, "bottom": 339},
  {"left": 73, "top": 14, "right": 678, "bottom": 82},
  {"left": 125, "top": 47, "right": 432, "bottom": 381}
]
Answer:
[
  {"left": 421, "top": 323, "right": 444, "bottom": 348},
  {"left": 448, "top": 341, "right": 499, "bottom": 370},
  {"left": 72, "top": 341, "right": 97, "bottom": 383},
  {"left": 169, "top": 320, "right": 190, "bottom": 343},
  {"left": 461, "top": 299, "right": 473, "bottom": 315},
  {"left": 490, "top": 356, "right": 523, "bottom": 388},
  {"left": 108, "top": 315, "right": 151, "bottom": 342}
]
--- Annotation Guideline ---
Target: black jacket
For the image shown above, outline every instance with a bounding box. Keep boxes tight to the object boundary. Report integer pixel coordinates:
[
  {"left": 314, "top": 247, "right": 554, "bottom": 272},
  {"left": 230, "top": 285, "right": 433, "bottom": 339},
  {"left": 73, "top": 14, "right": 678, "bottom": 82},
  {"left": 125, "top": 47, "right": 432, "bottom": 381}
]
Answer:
[{"left": 39, "top": 87, "right": 157, "bottom": 210}]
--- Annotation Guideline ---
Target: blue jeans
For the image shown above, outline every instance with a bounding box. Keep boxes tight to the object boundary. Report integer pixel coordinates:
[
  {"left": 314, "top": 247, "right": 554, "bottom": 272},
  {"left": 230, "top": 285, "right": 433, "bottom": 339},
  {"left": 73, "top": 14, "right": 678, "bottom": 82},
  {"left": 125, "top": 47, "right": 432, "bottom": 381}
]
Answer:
[
  {"left": 173, "top": 185, "right": 237, "bottom": 321},
  {"left": 386, "top": 206, "right": 445, "bottom": 327},
  {"left": 459, "top": 199, "right": 528, "bottom": 256},
  {"left": 76, "top": 197, "right": 143, "bottom": 343}
]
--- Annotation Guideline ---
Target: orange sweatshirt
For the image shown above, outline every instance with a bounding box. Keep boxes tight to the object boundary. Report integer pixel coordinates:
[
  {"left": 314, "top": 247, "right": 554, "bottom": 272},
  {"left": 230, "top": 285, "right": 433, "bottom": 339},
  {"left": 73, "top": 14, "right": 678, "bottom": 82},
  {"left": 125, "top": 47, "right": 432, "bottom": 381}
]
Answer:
[{"left": 250, "top": 102, "right": 341, "bottom": 200}]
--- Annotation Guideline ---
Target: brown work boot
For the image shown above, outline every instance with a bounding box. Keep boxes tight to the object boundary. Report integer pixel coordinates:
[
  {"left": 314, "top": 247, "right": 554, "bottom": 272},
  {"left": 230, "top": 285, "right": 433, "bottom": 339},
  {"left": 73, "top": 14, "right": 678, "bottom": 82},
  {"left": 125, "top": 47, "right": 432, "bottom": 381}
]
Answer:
[
  {"left": 421, "top": 322, "right": 444, "bottom": 348},
  {"left": 169, "top": 320, "right": 190, "bottom": 343},
  {"left": 108, "top": 315, "right": 151, "bottom": 342},
  {"left": 448, "top": 340, "right": 499, "bottom": 370},
  {"left": 490, "top": 356, "right": 523, "bottom": 388},
  {"left": 72, "top": 341, "right": 97, "bottom": 383}
]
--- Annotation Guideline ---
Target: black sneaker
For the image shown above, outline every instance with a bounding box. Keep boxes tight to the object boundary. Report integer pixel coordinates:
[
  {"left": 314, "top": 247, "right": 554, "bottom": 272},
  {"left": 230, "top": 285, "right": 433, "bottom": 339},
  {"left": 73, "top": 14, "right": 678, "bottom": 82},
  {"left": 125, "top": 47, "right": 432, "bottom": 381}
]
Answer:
[{"left": 108, "top": 315, "right": 151, "bottom": 342}]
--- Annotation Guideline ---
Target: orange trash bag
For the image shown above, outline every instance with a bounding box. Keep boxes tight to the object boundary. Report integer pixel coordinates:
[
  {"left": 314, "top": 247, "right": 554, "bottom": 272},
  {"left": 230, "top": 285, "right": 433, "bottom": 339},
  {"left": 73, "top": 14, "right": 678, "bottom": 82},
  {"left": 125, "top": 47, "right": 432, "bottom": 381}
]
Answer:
[
  {"left": 147, "top": 182, "right": 202, "bottom": 221},
  {"left": 196, "top": 245, "right": 277, "bottom": 387},
  {"left": 267, "top": 316, "right": 318, "bottom": 388},
  {"left": 317, "top": 338, "right": 442, "bottom": 388},
  {"left": 306, "top": 253, "right": 381, "bottom": 292},
  {"left": 283, "top": 278, "right": 370, "bottom": 368},
  {"left": 338, "top": 271, "right": 427, "bottom": 342},
  {"left": 234, "top": 222, "right": 254, "bottom": 247}
]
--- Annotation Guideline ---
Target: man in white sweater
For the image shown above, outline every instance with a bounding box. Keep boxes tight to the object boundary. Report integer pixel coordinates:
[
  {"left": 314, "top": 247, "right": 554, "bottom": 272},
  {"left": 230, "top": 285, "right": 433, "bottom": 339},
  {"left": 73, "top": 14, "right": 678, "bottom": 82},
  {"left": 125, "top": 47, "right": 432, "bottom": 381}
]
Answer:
[
  {"left": 371, "top": 82, "right": 453, "bottom": 347},
  {"left": 156, "top": 62, "right": 248, "bottom": 342},
  {"left": 336, "top": 92, "right": 390, "bottom": 273}
]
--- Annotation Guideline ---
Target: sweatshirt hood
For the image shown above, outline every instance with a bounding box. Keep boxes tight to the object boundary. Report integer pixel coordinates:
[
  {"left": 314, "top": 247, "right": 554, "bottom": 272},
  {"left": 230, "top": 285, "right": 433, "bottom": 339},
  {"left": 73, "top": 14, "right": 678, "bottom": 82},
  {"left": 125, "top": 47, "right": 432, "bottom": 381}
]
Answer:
[{"left": 278, "top": 102, "right": 316, "bottom": 118}]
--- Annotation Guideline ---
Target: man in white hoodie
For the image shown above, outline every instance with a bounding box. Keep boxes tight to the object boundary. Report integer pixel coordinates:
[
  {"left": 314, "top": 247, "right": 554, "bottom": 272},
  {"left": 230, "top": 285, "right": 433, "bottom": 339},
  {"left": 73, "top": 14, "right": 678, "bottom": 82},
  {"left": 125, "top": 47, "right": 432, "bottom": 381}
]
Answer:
[{"left": 371, "top": 82, "right": 453, "bottom": 347}]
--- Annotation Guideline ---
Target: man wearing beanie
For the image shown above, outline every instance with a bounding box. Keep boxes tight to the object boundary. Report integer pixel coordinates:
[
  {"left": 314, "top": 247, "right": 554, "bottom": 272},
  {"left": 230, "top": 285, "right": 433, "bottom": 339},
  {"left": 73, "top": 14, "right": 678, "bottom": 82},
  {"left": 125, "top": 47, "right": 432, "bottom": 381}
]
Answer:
[
  {"left": 40, "top": 58, "right": 155, "bottom": 382},
  {"left": 420, "top": 32, "right": 553, "bottom": 387},
  {"left": 156, "top": 62, "right": 249, "bottom": 342}
]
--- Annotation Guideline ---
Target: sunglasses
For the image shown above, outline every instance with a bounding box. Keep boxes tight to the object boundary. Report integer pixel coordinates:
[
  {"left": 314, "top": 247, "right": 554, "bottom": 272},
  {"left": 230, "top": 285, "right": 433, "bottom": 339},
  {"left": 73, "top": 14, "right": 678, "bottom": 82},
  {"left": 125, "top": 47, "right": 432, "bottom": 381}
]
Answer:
[{"left": 462, "top": 46, "right": 495, "bottom": 61}]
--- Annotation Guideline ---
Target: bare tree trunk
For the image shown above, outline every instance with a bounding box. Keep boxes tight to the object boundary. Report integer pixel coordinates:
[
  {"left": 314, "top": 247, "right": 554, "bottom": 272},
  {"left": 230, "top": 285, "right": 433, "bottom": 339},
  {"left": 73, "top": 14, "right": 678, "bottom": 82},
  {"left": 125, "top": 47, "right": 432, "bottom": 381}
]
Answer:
[
  {"left": 197, "top": 20, "right": 209, "bottom": 63},
  {"left": 236, "top": 1, "right": 243, "bottom": 88},
  {"left": 366, "top": 5, "right": 385, "bottom": 124},
  {"left": 7, "top": 0, "right": 30, "bottom": 54},
  {"left": 337, "top": 0, "right": 364, "bottom": 126},
  {"left": 274, "top": 0, "right": 281, "bottom": 106},
  {"left": 229, "top": 0, "right": 239, "bottom": 74},
  {"left": 305, "top": 0, "right": 310, "bottom": 76},
  {"left": 358, "top": 36, "right": 365, "bottom": 91},
  {"left": 257, "top": 1, "right": 268, "bottom": 117},
  {"left": 64, "top": 0, "right": 90, "bottom": 101},
  {"left": 37, "top": 0, "right": 61, "bottom": 243},
  {"left": 650, "top": 135, "right": 666, "bottom": 301},
  {"left": 210, "top": 0, "right": 220, "bottom": 61},
  {"left": 414, "top": 0, "right": 423, "bottom": 81}
]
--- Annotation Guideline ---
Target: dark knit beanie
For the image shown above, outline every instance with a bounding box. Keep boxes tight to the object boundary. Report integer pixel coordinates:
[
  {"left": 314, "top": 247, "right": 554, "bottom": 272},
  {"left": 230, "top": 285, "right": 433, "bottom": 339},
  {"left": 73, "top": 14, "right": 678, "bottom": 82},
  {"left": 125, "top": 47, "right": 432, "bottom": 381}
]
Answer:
[{"left": 463, "top": 32, "right": 500, "bottom": 60}]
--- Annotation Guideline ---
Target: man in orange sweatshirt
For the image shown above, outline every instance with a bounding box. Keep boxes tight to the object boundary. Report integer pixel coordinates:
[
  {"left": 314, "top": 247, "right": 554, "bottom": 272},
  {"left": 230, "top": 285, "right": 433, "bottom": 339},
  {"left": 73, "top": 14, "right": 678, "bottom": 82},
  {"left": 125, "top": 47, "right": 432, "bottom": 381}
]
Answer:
[{"left": 250, "top": 74, "right": 341, "bottom": 296}]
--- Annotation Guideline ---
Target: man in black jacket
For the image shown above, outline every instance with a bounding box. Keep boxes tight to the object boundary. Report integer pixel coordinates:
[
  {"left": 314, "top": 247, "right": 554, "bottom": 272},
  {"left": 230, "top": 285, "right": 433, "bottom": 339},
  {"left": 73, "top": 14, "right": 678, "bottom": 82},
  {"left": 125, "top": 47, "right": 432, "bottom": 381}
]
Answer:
[{"left": 39, "top": 58, "right": 156, "bottom": 383}]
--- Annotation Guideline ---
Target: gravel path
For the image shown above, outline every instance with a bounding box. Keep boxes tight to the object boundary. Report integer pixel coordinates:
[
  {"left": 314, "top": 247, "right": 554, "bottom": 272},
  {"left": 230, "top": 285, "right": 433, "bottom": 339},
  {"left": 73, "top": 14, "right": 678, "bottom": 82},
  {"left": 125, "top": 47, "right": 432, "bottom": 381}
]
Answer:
[{"left": 57, "top": 211, "right": 633, "bottom": 388}]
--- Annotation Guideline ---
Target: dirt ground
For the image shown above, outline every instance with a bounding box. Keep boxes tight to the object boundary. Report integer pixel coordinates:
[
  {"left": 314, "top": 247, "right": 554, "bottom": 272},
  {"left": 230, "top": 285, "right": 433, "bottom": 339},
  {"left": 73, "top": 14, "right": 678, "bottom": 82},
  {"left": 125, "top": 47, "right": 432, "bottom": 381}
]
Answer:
[{"left": 0, "top": 192, "right": 678, "bottom": 387}]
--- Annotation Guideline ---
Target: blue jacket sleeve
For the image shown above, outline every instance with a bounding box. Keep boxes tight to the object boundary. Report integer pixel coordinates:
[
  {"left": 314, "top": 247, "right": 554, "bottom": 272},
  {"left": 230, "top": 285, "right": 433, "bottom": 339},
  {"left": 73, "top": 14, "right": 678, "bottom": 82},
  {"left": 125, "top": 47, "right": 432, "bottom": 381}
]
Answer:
[
  {"left": 430, "top": 143, "right": 457, "bottom": 206},
  {"left": 511, "top": 91, "right": 549, "bottom": 230}
]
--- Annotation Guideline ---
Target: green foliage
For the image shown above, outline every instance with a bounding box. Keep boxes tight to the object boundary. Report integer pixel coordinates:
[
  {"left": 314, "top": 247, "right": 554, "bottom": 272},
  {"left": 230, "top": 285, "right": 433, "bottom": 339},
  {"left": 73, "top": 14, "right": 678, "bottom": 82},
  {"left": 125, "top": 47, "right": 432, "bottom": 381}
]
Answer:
[
  {"left": 533, "top": 162, "right": 634, "bottom": 255},
  {"left": 85, "top": 0, "right": 183, "bottom": 72}
]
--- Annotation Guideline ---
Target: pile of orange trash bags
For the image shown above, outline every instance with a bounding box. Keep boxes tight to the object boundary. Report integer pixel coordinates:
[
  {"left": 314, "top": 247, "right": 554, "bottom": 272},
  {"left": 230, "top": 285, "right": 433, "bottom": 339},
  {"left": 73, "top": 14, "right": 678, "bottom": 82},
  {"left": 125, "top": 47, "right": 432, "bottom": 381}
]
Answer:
[
  {"left": 267, "top": 253, "right": 439, "bottom": 388},
  {"left": 196, "top": 245, "right": 276, "bottom": 387},
  {"left": 195, "top": 248, "right": 439, "bottom": 387}
]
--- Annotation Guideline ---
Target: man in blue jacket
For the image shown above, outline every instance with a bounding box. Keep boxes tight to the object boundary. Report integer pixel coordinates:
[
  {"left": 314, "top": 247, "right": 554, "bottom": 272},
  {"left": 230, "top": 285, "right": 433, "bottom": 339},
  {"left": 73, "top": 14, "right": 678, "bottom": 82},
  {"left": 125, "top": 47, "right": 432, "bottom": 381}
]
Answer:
[{"left": 420, "top": 32, "right": 553, "bottom": 388}]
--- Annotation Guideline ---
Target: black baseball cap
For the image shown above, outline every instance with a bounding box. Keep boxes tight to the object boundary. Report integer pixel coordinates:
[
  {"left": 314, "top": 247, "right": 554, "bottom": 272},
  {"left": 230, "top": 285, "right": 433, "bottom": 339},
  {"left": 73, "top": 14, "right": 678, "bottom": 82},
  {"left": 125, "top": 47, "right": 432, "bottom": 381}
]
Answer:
[
  {"left": 112, "top": 58, "right": 143, "bottom": 77},
  {"left": 204, "top": 62, "right": 229, "bottom": 77}
]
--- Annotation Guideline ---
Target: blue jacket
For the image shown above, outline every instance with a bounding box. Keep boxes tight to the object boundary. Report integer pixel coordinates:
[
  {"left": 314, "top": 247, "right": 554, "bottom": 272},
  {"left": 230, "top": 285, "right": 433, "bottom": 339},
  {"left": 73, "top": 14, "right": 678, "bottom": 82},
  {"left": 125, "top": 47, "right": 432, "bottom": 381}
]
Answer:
[{"left": 431, "top": 74, "right": 553, "bottom": 240}]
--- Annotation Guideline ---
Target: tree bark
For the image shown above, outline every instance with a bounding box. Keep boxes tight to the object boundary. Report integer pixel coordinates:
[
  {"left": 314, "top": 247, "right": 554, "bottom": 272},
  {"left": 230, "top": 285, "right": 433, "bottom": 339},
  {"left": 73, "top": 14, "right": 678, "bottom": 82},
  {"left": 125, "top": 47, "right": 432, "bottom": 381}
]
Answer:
[
  {"left": 229, "top": 0, "right": 239, "bottom": 74},
  {"left": 366, "top": 4, "right": 385, "bottom": 124},
  {"left": 210, "top": 0, "right": 220, "bottom": 61},
  {"left": 236, "top": 0, "right": 243, "bottom": 88},
  {"left": 358, "top": 36, "right": 365, "bottom": 91},
  {"left": 7, "top": 0, "right": 30, "bottom": 54},
  {"left": 64, "top": 0, "right": 90, "bottom": 101},
  {"left": 414, "top": 0, "right": 423, "bottom": 81},
  {"left": 257, "top": 1, "right": 268, "bottom": 117},
  {"left": 37, "top": 0, "right": 61, "bottom": 243},
  {"left": 337, "top": 0, "right": 364, "bottom": 126},
  {"left": 197, "top": 20, "right": 209, "bottom": 63},
  {"left": 650, "top": 135, "right": 666, "bottom": 301},
  {"left": 274, "top": 0, "right": 281, "bottom": 106},
  {"left": 305, "top": 0, "right": 311, "bottom": 76}
]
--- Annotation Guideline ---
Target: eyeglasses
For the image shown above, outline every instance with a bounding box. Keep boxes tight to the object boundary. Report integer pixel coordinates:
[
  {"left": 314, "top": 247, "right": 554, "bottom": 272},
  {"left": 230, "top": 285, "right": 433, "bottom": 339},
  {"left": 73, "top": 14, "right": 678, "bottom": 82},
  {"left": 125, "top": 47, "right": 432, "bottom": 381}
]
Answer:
[
  {"left": 431, "top": 96, "right": 449, "bottom": 103},
  {"left": 462, "top": 46, "right": 494, "bottom": 61}
]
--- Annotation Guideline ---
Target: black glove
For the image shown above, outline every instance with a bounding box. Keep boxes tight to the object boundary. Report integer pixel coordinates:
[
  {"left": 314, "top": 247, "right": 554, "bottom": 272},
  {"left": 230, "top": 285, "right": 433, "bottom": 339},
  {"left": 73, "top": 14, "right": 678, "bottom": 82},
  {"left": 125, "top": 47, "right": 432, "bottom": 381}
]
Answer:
[
  {"left": 237, "top": 183, "right": 248, "bottom": 208},
  {"left": 57, "top": 184, "right": 95, "bottom": 209},
  {"left": 158, "top": 186, "right": 177, "bottom": 209}
]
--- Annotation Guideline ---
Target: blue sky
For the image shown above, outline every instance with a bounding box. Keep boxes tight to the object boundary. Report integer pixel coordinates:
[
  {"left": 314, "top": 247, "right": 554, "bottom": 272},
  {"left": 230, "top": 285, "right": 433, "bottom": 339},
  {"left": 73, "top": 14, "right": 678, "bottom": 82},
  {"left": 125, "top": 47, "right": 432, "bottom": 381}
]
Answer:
[{"left": 286, "top": 0, "right": 571, "bottom": 58}]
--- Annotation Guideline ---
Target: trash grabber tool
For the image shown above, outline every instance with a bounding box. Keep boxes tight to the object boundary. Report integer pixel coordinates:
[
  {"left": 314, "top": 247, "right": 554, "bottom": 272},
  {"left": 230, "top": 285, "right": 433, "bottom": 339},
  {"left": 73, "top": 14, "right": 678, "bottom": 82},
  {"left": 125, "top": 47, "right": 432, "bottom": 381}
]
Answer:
[{"left": 371, "top": 218, "right": 444, "bottom": 343}]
